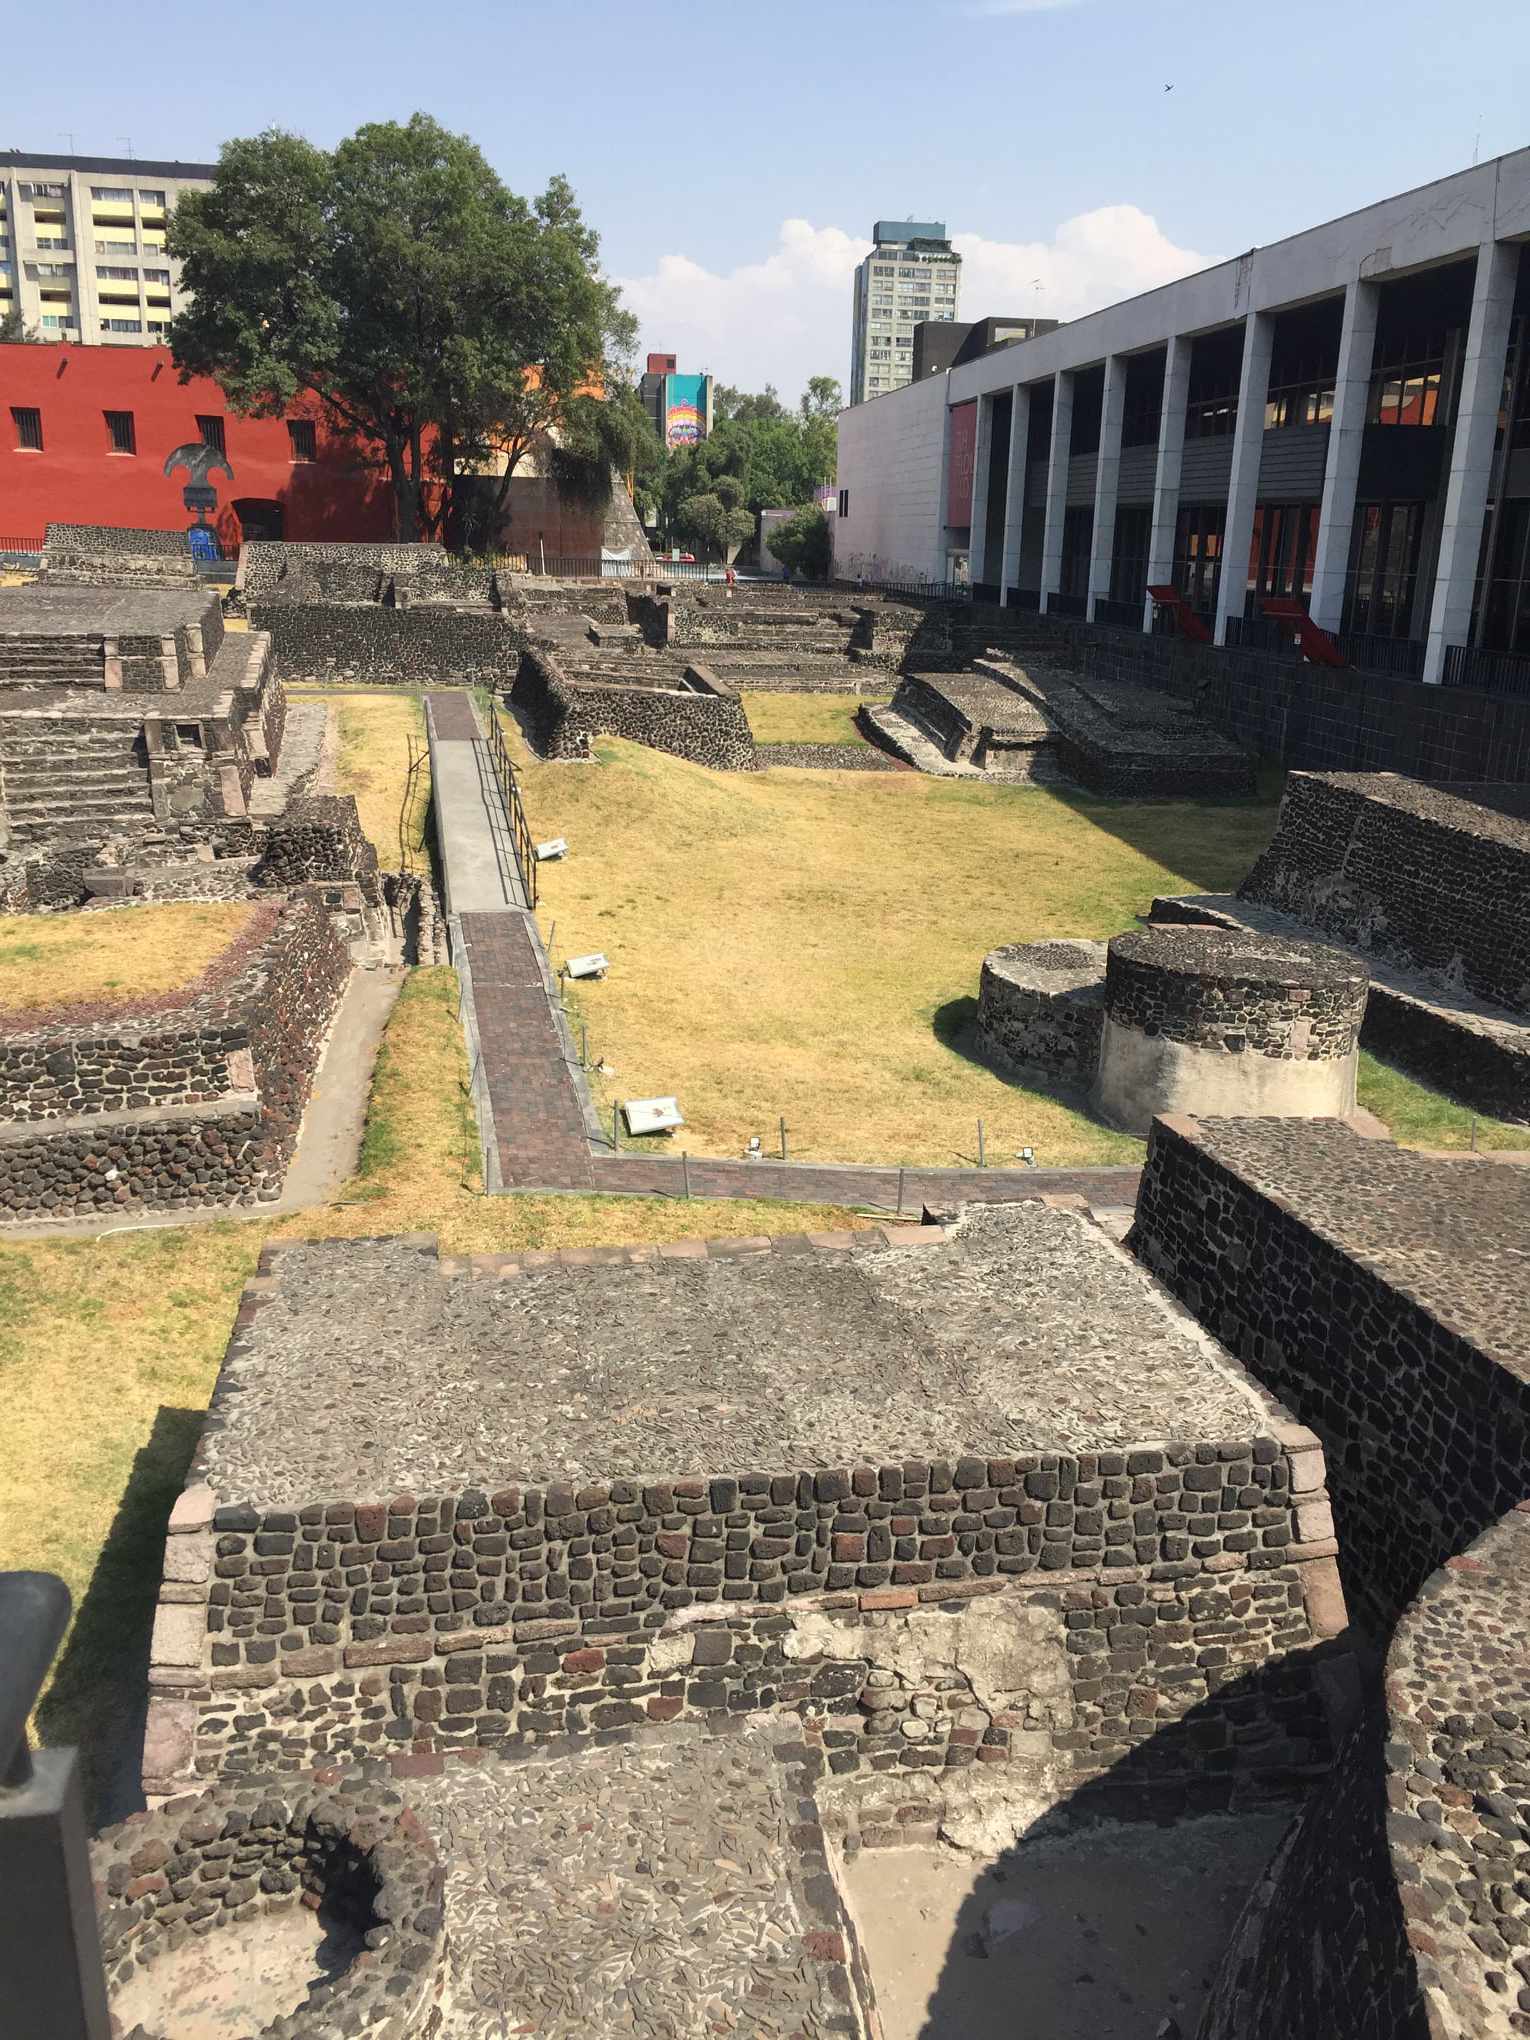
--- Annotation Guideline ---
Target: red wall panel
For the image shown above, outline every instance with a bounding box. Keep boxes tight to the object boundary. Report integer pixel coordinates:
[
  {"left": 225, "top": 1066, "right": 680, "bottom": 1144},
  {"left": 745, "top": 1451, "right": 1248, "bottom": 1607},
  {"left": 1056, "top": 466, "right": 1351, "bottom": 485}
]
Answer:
[
  {"left": 0, "top": 343, "right": 395, "bottom": 546},
  {"left": 946, "top": 399, "right": 977, "bottom": 529}
]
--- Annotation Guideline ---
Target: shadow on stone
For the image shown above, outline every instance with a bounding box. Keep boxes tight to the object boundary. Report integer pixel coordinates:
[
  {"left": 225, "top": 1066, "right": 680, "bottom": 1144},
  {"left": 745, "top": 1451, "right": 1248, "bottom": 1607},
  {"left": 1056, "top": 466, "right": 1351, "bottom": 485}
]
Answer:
[
  {"left": 37, "top": 1402, "right": 204, "bottom": 1825},
  {"left": 872, "top": 1654, "right": 1412, "bottom": 2040}
]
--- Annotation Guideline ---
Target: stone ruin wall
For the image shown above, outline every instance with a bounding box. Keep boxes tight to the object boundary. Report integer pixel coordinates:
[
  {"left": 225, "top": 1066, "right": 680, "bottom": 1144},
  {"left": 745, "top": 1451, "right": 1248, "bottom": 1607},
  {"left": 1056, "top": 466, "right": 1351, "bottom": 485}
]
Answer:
[
  {"left": 41, "top": 522, "right": 197, "bottom": 589},
  {"left": 143, "top": 1238, "right": 1352, "bottom": 1850},
  {"left": 92, "top": 1767, "right": 448, "bottom": 2037},
  {"left": 1241, "top": 772, "right": 1530, "bottom": 1017},
  {"left": 250, "top": 603, "right": 525, "bottom": 689},
  {"left": 626, "top": 589, "right": 920, "bottom": 677},
  {"left": 510, "top": 645, "right": 757, "bottom": 771},
  {"left": 1132, "top": 1117, "right": 1530, "bottom": 2039},
  {"left": 0, "top": 894, "right": 349, "bottom": 1220}
]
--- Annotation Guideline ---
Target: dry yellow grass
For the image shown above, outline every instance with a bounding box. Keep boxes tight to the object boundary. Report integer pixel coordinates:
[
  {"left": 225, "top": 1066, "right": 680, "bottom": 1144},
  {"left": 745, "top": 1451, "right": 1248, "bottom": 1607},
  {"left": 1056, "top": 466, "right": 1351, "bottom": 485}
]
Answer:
[
  {"left": 742, "top": 692, "right": 891, "bottom": 745},
  {"left": 272, "top": 968, "right": 865, "bottom": 1254},
  {"left": 500, "top": 720, "right": 1280, "bottom": 1168},
  {"left": 326, "top": 692, "right": 431, "bottom": 862},
  {"left": 0, "top": 900, "right": 256, "bottom": 1013}
]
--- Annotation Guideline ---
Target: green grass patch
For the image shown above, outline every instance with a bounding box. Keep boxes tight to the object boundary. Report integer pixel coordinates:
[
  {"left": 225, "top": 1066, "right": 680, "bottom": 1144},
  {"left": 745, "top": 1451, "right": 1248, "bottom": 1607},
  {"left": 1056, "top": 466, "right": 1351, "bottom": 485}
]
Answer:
[{"left": 1356, "top": 1052, "right": 1528, "bottom": 1151}]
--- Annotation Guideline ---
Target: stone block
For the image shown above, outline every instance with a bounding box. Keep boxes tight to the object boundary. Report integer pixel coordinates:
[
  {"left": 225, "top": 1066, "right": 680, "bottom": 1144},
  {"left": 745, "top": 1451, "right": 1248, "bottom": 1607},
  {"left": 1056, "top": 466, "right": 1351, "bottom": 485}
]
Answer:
[{"left": 151, "top": 1603, "right": 206, "bottom": 1669}]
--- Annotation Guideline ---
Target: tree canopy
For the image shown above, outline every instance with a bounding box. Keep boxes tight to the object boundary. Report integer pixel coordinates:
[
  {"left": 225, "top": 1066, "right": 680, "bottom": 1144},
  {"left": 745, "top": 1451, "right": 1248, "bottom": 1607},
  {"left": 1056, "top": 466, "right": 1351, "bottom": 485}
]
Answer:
[
  {"left": 649, "top": 376, "right": 840, "bottom": 540},
  {"left": 766, "top": 504, "right": 832, "bottom": 580},
  {"left": 168, "top": 116, "right": 633, "bottom": 541}
]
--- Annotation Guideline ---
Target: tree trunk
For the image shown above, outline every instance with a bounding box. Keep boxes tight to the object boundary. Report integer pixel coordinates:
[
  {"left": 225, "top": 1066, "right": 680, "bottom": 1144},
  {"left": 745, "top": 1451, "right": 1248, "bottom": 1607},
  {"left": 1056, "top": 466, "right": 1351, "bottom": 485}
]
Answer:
[{"left": 385, "top": 438, "right": 418, "bottom": 542}]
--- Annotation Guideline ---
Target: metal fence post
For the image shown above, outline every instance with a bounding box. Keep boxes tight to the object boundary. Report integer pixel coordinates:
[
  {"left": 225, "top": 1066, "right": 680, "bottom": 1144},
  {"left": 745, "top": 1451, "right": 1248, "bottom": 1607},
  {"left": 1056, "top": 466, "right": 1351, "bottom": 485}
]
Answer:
[{"left": 0, "top": 1573, "right": 112, "bottom": 2040}]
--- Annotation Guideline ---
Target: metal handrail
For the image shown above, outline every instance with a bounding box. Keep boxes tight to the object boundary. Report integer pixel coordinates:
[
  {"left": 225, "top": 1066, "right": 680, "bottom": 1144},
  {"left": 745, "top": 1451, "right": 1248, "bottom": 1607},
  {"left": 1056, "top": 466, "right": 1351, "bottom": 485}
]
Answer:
[{"left": 486, "top": 708, "right": 538, "bottom": 908}]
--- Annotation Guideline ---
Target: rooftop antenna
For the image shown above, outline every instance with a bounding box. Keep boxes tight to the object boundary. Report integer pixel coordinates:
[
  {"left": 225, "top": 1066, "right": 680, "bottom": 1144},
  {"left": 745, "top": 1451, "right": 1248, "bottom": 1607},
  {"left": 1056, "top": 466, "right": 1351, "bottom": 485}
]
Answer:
[
  {"left": 117, "top": 137, "right": 135, "bottom": 161},
  {"left": 60, "top": 130, "right": 77, "bottom": 154},
  {"left": 1472, "top": 123, "right": 1482, "bottom": 166}
]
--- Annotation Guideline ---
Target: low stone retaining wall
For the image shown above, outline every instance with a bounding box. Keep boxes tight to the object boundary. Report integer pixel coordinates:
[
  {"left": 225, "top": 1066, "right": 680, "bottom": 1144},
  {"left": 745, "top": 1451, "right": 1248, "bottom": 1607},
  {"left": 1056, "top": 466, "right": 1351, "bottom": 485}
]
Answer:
[
  {"left": 1241, "top": 772, "right": 1530, "bottom": 1018},
  {"left": 0, "top": 894, "right": 348, "bottom": 1218},
  {"left": 93, "top": 1766, "right": 446, "bottom": 2039},
  {"left": 251, "top": 603, "right": 524, "bottom": 687},
  {"left": 978, "top": 940, "right": 1107, "bottom": 1081},
  {"left": 511, "top": 645, "right": 757, "bottom": 769},
  {"left": 1133, "top": 1115, "right": 1530, "bottom": 2038},
  {"left": 755, "top": 742, "right": 902, "bottom": 772}
]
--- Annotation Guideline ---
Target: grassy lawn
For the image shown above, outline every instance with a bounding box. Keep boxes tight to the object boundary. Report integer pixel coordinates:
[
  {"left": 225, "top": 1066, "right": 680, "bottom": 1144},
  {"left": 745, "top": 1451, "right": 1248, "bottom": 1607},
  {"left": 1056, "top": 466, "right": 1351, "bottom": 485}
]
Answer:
[
  {"left": 742, "top": 691, "right": 891, "bottom": 746},
  {"left": 0, "top": 901, "right": 255, "bottom": 1014},
  {"left": 327, "top": 692, "right": 431, "bottom": 864},
  {"left": 0, "top": 967, "right": 865, "bottom": 1805},
  {"left": 1356, "top": 1051, "right": 1528, "bottom": 1152},
  {"left": 503, "top": 722, "right": 1281, "bottom": 1168}
]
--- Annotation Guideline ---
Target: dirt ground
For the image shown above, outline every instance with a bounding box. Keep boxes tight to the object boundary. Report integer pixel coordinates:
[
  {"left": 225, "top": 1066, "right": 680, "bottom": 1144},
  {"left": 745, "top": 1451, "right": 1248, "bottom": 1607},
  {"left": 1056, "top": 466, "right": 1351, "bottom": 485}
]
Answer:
[{"left": 839, "top": 1812, "right": 1291, "bottom": 2040}]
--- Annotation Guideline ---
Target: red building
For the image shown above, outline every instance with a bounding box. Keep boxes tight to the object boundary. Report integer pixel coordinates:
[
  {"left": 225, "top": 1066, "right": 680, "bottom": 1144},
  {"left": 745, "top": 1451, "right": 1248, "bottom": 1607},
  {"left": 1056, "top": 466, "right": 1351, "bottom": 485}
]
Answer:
[{"left": 1, "top": 342, "right": 394, "bottom": 551}]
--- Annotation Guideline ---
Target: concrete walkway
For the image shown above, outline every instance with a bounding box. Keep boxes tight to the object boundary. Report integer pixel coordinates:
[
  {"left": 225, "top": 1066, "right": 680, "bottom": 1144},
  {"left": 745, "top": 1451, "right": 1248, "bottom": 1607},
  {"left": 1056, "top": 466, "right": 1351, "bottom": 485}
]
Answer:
[{"left": 427, "top": 694, "right": 597, "bottom": 1192}]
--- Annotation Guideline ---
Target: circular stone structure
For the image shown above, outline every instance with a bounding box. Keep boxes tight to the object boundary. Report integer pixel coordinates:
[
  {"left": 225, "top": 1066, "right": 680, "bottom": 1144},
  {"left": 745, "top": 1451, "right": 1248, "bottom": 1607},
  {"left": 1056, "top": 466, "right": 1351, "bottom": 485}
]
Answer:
[
  {"left": 1092, "top": 925, "right": 1368, "bottom": 1135},
  {"left": 93, "top": 1768, "right": 445, "bottom": 2039},
  {"left": 977, "top": 939, "right": 1108, "bottom": 1082}
]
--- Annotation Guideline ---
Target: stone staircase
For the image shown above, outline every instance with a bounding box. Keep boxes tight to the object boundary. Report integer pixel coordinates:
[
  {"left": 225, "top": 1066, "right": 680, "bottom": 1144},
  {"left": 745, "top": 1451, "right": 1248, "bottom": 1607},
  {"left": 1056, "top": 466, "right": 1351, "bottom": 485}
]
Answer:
[
  {"left": 0, "top": 714, "right": 153, "bottom": 846},
  {"left": 0, "top": 633, "right": 106, "bottom": 687}
]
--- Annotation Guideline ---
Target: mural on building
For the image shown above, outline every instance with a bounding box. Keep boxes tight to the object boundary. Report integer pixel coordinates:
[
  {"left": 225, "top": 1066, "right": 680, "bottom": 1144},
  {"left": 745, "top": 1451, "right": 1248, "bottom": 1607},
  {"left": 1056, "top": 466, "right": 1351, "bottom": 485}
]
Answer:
[{"left": 663, "top": 373, "right": 708, "bottom": 447}]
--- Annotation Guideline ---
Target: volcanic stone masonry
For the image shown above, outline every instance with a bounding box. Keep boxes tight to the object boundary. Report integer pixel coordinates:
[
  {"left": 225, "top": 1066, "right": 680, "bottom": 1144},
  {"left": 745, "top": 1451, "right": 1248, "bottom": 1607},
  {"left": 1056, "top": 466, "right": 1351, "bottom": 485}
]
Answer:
[
  {"left": 0, "top": 893, "right": 349, "bottom": 1220},
  {"left": 1153, "top": 770, "right": 1530, "bottom": 1122},
  {"left": 976, "top": 925, "right": 1367, "bottom": 1132},
  {"left": 1129, "top": 1114, "right": 1530, "bottom": 2039},
  {"left": 242, "top": 540, "right": 525, "bottom": 688},
  {"left": 41, "top": 521, "right": 198, "bottom": 588},
  {"left": 141, "top": 1205, "right": 1353, "bottom": 1849},
  {"left": 91, "top": 1766, "right": 447, "bottom": 2040},
  {"left": 511, "top": 644, "right": 757, "bottom": 769}
]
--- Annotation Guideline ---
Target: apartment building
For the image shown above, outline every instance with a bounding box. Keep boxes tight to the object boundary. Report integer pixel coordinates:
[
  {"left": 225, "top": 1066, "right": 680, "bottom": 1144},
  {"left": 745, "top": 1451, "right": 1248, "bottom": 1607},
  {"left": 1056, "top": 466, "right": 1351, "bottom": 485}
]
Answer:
[
  {"left": 848, "top": 220, "right": 962, "bottom": 406},
  {"left": 836, "top": 150, "right": 1530, "bottom": 687},
  {"left": 0, "top": 152, "right": 214, "bottom": 346}
]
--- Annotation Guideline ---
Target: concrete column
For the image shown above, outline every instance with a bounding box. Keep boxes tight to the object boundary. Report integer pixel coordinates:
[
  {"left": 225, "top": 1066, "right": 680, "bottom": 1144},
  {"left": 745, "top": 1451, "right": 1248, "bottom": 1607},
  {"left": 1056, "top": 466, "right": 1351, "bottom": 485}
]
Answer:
[
  {"left": 1307, "top": 280, "right": 1380, "bottom": 631},
  {"left": 998, "top": 384, "right": 1033, "bottom": 602},
  {"left": 1143, "top": 335, "right": 1192, "bottom": 629},
  {"left": 1087, "top": 354, "right": 1127, "bottom": 620},
  {"left": 1039, "top": 371, "right": 1074, "bottom": 613},
  {"left": 969, "top": 393, "right": 997, "bottom": 584},
  {"left": 1214, "top": 312, "right": 1275, "bottom": 646},
  {"left": 1422, "top": 240, "right": 1520, "bottom": 684}
]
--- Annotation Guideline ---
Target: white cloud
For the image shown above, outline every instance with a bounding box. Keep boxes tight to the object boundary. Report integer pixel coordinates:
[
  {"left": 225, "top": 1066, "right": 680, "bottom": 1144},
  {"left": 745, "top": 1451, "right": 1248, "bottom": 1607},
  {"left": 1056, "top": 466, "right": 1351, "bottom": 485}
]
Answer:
[{"left": 616, "top": 206, "right": 1209, "bottom": 405}]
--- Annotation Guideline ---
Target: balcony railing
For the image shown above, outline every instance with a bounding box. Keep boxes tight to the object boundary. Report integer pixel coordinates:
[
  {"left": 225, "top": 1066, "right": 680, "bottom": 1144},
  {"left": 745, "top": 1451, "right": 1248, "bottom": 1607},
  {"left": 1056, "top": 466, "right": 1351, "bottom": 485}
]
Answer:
[
  {"left": 1332, "top": 633, "right": 1425, "bottom": 680},
  {"left": 1006, "top": 587, "right": 1041, "bottom": 611},
  {"left": 1045, "top": 591, "right": 1088, "bottom": 619},
  {"left": 1091, "top": 596, "right": 1145, "bottom": 629},
  {"left": 1441, "top": 644, "right": 1530, "bottom": 698}
]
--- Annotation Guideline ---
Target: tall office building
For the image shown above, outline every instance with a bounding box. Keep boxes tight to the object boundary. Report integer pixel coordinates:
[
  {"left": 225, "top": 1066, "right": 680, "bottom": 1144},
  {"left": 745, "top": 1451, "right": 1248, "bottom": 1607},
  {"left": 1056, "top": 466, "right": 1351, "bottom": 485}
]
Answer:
[
  {"left": 0, "top": 151, "right": 215, "bottom": 346},
  {"left": 849, "top": 220, "right": 962, "bottom": 406}
]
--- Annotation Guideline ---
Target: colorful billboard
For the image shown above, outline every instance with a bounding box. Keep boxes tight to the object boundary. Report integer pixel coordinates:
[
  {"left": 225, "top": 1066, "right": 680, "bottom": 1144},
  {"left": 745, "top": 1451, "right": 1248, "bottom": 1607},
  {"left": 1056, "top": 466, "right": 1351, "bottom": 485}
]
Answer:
[{"left": 664, "top": 372, "right": 708, "bottom": 447}]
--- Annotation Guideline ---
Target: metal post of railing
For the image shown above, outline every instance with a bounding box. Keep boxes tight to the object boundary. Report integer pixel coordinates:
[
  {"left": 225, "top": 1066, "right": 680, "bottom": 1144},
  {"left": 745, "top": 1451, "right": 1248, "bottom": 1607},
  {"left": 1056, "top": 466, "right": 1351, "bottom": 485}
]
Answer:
[{"left": 0, "top": 1572, "right": 112, "bottom": 2040}]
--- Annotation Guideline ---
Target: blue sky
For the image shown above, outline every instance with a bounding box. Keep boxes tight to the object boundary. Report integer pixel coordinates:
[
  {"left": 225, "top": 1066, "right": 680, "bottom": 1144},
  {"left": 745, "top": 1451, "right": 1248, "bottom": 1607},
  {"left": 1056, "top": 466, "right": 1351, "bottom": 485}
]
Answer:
[{"left": 4, "top": 0, "right": 1524, "bottom": 396}]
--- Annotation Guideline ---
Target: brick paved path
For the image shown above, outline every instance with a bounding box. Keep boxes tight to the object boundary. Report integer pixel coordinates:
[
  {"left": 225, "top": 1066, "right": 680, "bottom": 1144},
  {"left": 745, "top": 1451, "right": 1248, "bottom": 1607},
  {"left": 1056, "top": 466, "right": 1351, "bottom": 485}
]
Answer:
[
  {"left": 590, "top": 1150, "right": 1140, "bottom": 1213},
  {"left": 459, "top": 912, "right": 595, "bottom": 1191}
]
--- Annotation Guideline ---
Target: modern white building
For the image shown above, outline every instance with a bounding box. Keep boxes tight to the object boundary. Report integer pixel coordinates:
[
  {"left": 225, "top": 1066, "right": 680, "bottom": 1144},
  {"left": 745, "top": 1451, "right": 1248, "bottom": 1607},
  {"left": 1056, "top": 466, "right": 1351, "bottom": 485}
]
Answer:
[
  {"left": 835, "top": 151, "right": 1530, "bottom": 687},
  {"left": 0, "top": 152, "right": 214, "bottom": 346},
  {"left": 849, "top": 221, "right": 962, "bottom": 407}
]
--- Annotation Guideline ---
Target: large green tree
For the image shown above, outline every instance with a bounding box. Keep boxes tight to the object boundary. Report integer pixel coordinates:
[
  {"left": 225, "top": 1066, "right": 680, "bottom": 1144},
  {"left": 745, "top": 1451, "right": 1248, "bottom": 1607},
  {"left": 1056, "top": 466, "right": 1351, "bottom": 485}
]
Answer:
[
  {"left": 766, "top": 504, "right": 832, "bottom": 580},
  {"left": 168, "top": 117, "right": 633, "bottom": 541}
]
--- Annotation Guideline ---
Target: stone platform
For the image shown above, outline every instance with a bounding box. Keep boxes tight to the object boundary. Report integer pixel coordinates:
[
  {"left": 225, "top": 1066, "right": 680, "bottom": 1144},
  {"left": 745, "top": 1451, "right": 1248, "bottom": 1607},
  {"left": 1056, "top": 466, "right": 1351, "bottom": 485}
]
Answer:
[
  {"left": 194, "top": 1205, "right": 1272, "bottom": 1506},
  {"left": 413, "top": 1728, "right": 872, "bottom": 2037},
  {"left": 1151, "top": 890, "right": 1530, "bottom": 1123}
]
